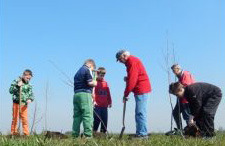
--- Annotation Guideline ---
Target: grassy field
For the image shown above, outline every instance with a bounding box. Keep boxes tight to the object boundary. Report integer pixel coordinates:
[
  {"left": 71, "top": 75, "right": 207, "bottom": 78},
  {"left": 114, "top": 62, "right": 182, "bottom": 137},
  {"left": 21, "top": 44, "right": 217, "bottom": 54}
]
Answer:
[{"left": 1, "top": 133, "right": 225, "bottom": 146}]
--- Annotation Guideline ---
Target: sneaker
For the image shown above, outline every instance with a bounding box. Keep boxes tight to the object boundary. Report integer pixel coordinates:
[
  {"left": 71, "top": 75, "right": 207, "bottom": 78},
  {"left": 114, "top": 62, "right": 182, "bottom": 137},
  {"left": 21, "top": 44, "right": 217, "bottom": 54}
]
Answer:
[
  {"left": 165, "top": 130, "right": 175, "bottom": 136},
  {"left": 85, "top": 136, "right": 93, "bottom": 140},
  {"left": 165, "top": 128, "right": 183, "bottom": 136},
  {"left": 202, "top": 136, "right": 215, "bottom": 140},
  {"left": 132, "top": 135, "right": 149, "bottom": 139},
  {"left": 82, "top": 135, "right": 93, "bottom": 140}
]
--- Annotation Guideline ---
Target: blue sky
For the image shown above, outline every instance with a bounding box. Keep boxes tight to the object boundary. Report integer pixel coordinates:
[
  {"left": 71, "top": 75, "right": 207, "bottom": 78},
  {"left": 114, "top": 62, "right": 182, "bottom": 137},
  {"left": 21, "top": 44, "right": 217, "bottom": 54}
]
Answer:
[{"left": 0, "top": 0, "right": 225, "bottom": 134}]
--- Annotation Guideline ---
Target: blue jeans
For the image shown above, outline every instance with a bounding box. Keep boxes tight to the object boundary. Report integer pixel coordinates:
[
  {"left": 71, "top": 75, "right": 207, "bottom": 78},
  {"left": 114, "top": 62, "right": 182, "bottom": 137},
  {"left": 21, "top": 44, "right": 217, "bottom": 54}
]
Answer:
[
  {"left": 93, "top": 106, "right": 108, "bottom": 133},
  {"left": 134, "top": 93, "right": 148, "bottom": 136},
  {"left": 173, "top": 101, "right": 191, "bottom": 130}
]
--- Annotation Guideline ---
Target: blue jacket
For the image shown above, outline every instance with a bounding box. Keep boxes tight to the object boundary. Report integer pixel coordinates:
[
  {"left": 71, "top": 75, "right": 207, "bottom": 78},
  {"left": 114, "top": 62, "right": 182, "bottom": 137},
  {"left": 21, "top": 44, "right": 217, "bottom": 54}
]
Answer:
[{"left": 74, "top": 65, "right": 93, "bottom": 93}]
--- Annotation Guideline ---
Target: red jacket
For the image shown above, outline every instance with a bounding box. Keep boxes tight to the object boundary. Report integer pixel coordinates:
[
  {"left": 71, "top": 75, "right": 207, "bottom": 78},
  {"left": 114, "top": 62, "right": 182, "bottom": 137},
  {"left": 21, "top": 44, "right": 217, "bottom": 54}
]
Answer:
[
  {"left": 124, "top": 55, "right": 151, "bottom": 97},
  {"left": 179, "top": 71, "right": 195, "bottom": 103},
  {"left": 93, "top": 79, "right": 112, "bottom": 108}
]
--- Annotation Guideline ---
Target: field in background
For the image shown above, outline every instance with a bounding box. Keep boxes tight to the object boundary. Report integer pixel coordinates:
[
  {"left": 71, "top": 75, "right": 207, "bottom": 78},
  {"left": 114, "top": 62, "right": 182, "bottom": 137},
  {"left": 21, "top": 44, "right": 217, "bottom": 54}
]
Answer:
[{"left": 1, "top": 133, "right": 225, "bottom": 146}]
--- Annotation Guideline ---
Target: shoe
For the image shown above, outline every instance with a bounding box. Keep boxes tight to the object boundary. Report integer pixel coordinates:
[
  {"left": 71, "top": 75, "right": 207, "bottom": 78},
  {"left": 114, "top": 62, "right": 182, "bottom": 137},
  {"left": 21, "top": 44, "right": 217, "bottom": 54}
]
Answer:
[
  {"left": 165, "top": 128, "right": 183, "bottom": 136},
  {"left": 84, "top": 136, "right": 93, "bottom": 140},
  {"left": 202, "top": 136, "right": 215, "bottom": 140},
  {"left": 132, "top": 135, "right": 149, "bottom": 139},
  {"left": 82, "top": 134, "right": 93, "bottom": 139}
]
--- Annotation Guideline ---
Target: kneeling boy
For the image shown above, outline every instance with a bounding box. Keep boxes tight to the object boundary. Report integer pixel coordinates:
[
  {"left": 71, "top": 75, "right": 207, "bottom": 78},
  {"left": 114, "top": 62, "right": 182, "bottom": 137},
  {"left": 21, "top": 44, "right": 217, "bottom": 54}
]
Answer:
[{"left": 169, "top": 82, "right": 222, "bottom": 138}]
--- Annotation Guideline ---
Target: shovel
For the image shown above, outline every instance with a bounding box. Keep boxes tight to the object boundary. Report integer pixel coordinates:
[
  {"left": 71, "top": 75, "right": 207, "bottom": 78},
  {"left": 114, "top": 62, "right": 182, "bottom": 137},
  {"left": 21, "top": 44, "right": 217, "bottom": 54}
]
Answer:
[{"left": 119, "top": 99, "right": 127, "bottom": 139}]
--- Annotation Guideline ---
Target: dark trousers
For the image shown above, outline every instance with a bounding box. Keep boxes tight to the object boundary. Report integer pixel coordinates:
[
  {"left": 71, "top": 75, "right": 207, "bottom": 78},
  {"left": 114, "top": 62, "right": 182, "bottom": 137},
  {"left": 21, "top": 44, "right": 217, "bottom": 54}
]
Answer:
[
  {"left": 173, "top": 101, "right": 191, "bottom": 129},
  {"left": 93, "top": 106, "right": 108, "bottom": 133},
  {"left": 195, "top": 94, "right": 222, "bottom": 137}
]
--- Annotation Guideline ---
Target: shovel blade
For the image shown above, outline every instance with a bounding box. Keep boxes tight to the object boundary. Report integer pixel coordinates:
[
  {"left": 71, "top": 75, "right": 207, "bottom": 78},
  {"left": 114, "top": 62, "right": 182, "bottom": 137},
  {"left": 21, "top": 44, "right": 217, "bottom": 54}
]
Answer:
[{"left": 119, "top": 127, "right": 125, "bottom": 139}]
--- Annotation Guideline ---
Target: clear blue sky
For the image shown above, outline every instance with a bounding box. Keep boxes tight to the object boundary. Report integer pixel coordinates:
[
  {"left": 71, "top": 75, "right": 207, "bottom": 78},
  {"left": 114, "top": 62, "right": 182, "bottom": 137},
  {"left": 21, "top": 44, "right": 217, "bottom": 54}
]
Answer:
[{"left": 1, "top": 0, "right": 225, "bottom": 134}]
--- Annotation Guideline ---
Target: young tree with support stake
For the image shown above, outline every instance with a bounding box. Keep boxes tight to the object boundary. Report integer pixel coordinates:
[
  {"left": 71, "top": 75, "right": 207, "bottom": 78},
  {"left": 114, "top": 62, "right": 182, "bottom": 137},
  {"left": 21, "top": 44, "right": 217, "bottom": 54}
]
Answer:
[{"left": 160, "top": 39, "right": 188, "bottom": 137}]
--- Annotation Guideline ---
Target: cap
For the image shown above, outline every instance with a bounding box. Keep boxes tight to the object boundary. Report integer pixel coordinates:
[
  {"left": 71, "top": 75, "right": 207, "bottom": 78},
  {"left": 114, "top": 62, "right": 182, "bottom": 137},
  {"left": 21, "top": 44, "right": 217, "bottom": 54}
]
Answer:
[{"left": 116, "top": 49, "right": 126, "bottom": 61}]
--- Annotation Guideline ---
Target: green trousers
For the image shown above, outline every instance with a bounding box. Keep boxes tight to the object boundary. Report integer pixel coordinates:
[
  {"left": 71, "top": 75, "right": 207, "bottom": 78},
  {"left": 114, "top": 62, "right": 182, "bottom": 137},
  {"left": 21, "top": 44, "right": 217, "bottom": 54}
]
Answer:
[{"left": 72, "top": 92, "right": 93, "bottom": 137}]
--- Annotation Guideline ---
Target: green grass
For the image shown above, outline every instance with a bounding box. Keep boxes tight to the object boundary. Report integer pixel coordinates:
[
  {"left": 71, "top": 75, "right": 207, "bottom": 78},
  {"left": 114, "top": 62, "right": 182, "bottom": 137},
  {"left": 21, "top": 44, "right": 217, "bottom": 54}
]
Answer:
[{"left": 1, "top": 133, "right": 225, "bottom": 146}]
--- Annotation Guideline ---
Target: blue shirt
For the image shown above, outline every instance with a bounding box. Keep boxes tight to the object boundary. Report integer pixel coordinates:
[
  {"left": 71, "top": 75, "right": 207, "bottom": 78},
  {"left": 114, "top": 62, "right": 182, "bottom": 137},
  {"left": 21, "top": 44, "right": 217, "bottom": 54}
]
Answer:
[{"left": 74, "top": 65, "right": 93, "bottom": 93}]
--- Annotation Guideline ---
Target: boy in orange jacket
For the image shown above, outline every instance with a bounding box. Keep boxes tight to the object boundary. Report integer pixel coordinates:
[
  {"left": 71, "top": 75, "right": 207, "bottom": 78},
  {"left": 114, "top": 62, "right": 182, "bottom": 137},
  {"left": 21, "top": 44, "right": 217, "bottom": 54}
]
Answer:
[{"left": 93, "top": 67, "right": 112, "bottom": 133}]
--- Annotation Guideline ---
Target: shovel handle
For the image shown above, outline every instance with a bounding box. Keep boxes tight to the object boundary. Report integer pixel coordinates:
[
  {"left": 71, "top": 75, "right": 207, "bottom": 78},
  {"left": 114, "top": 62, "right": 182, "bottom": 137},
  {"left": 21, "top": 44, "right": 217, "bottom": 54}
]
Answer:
[
  {"left": 119, "top": 101, "right": 127, "bottom": 139},
  {"left": 122, "top": 101, "right": 126, "bottom": 127}
]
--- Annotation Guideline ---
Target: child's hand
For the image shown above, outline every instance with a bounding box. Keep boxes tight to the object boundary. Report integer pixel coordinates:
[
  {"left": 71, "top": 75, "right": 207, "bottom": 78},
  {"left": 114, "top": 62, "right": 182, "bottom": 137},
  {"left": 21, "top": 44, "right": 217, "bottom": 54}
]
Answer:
[
  {"left": 18, "top": 80, "right": 23, "bottom": 87},
  {"left": 93, "top": 101, "right": 98, "bottom": 106},
  {"left": 93, "top": 80, "right": 97, "bottom": 86},
  {"left": 108, "top": 104, "right": 112, "bottom": 108},
  {"left": 27, "top": 99, "right": 32, "bottom": 104}
]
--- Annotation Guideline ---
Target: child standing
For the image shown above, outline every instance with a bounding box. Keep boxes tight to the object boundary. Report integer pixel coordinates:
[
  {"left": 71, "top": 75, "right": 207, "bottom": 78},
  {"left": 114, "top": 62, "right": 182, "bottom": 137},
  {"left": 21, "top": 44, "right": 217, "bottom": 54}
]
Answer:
[
  {"left": 93, "top": 67, "right": 112, "bottom": 133},
  {"left": 9, "top": 69, "right": 34, "bottom": 136},
  {"left": 72, "top": 59, "right": 97, "bottom": 138}
]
